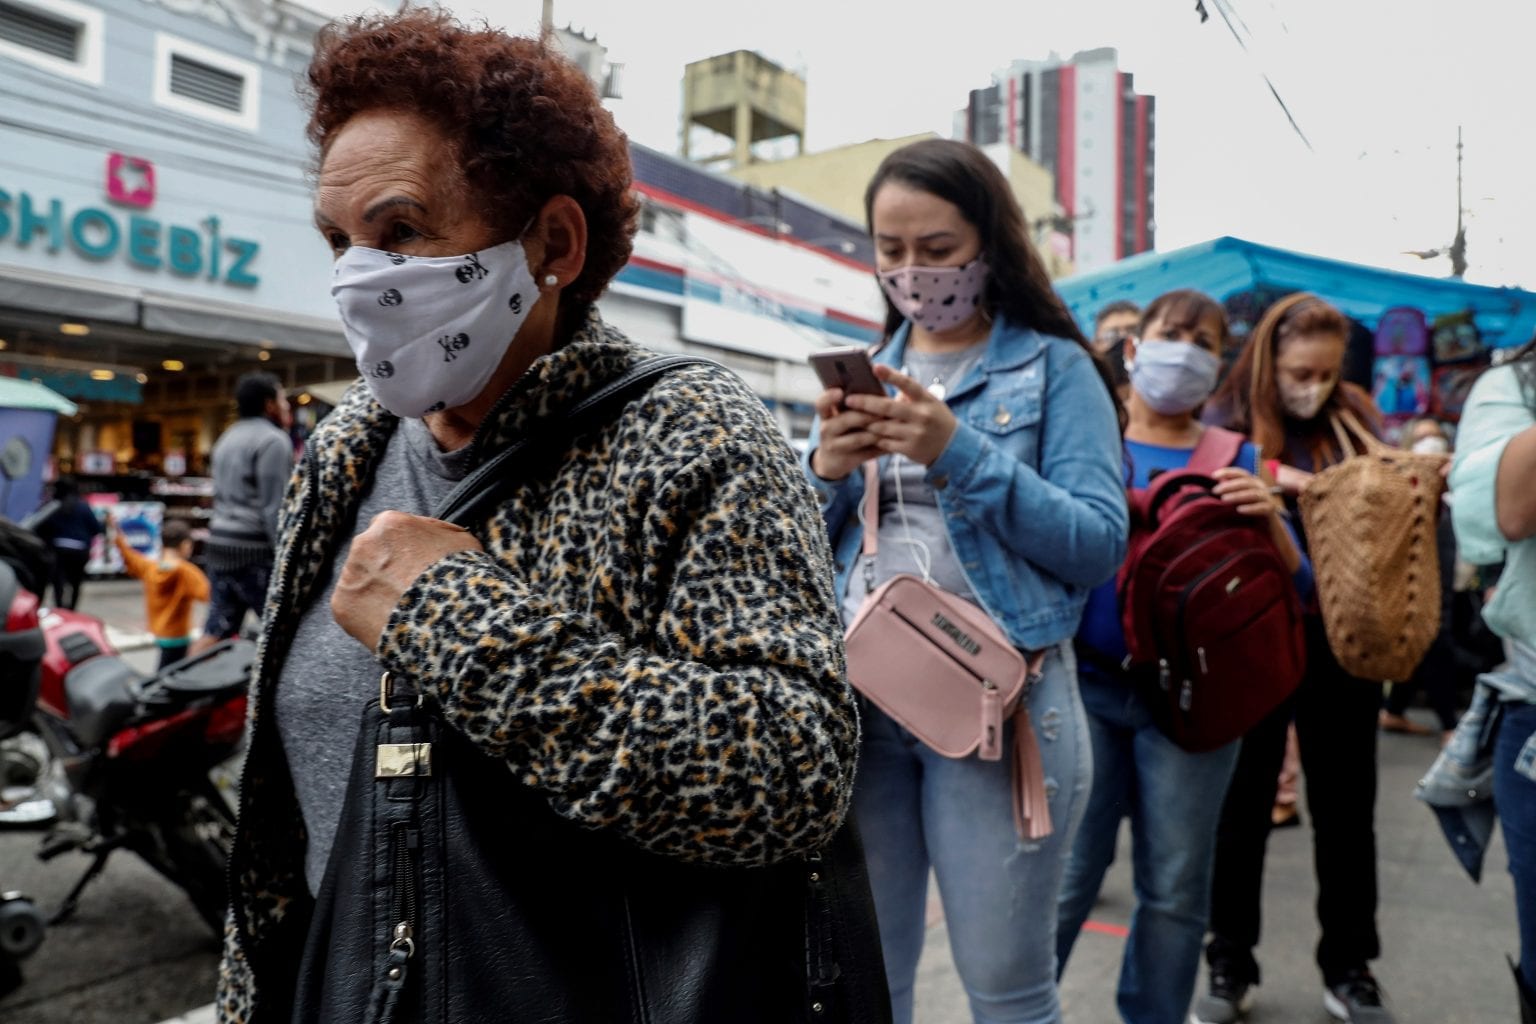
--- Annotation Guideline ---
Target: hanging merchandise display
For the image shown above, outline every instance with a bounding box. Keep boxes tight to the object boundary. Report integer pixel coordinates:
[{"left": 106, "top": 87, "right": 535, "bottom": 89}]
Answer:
[
  {"left": 1373, "top": 307, "right": 1430, "bottom": 357},
  {"left": 1372, "top": 355, "right": 1432, "bottom": 418},
  {"left": 1431, "top": 365, "right": 1484, "bottom": 420},
  {"left": 1431, "top": 310, "right": 1487, "bottom": 364}
]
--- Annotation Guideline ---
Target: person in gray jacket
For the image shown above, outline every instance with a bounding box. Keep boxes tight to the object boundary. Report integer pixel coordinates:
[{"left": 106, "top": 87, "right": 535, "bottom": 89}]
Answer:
[{"left": 198, "top": 371, "right": 292, "bottom": 646}]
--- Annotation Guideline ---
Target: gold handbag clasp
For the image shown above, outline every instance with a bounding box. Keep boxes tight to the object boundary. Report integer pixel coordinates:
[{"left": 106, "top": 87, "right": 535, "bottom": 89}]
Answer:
[{"left": 376, "top": 742, "right": 432, "bottom": 778}]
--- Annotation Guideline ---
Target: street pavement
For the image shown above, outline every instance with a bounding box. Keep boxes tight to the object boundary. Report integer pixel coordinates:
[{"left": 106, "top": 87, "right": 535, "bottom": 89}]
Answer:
[{"left": 0, "top": 580, "right": 1520, "bottom": 1023}]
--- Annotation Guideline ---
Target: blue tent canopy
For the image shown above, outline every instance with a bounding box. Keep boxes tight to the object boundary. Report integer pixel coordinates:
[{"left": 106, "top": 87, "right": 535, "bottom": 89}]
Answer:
[{"left": 1056, "top": 236, "right": 1536, "bottom": 348}]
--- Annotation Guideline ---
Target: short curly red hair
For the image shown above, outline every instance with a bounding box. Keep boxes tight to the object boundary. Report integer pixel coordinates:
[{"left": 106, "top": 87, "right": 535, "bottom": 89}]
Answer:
[{"left": 305, "top": 9, "right": 638, "bottom": 311}]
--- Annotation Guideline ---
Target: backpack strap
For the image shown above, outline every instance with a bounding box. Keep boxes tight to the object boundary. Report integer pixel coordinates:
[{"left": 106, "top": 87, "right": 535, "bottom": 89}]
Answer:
[{"left": 1186, "top": 425, "right": 1247, "bottom": 476}]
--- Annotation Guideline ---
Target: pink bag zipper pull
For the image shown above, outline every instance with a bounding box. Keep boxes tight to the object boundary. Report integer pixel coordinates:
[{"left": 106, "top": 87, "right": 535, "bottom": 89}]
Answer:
[{"left": 979, "top": 683, "right": 1003, "bottom": 761}]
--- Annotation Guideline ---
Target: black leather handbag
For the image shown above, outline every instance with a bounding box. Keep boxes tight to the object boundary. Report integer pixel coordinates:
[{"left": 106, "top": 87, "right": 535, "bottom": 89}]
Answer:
[{"left": 291, "top": 356, "right": 891, "bottom": 1024}]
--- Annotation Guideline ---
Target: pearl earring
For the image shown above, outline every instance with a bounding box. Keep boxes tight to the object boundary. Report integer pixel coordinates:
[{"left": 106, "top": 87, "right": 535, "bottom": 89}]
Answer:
[{"left": 543, "top": 274, "right": 559, "bottom": 287}]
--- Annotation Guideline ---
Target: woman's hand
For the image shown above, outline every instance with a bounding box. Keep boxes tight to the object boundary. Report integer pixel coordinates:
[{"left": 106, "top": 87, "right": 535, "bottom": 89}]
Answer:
[
  {"left": 809, "top": 387, "right": 883, "bottom": 481},
  {"left": 1272, "top": 463, "right": 1314, "bottom": 497},
  {"left": 332, "top": 511, "right": 484, "bottom": 651},
  {"left": 843, "top": 365, "right": 959, "bottom": 468},
  {"left": 1214, "top": 467, "right": 1302, "bottom": 572},
  {"left": 1212, "top": 467, "right": 1282, "bottom": 519}
]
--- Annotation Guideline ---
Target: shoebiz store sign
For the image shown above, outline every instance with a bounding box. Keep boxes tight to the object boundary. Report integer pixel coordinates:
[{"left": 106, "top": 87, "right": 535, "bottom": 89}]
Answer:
[{"left": 0, "top": 152, "right": 261, "bottom": 288}]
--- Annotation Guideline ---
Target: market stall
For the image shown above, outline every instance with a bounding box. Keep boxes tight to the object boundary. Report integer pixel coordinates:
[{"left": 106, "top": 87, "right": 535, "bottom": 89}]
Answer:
[{"left": 1056, "top": 236, "right": 1536, "bottom": 437}]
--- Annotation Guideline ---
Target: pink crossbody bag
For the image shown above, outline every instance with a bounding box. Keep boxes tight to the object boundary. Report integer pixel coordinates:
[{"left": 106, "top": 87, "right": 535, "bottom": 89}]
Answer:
[{"left": 842, "top": 461, "right": 1053, "bottom": 840}]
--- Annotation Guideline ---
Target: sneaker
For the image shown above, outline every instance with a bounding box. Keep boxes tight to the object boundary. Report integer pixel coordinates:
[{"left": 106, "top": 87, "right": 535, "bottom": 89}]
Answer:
[
  {"left": 1323, "top": 969, "right": 1396, "bottom": 1023},
  {"left": 1190, "top": 968, "right": 1254, "bottom": 1024}
]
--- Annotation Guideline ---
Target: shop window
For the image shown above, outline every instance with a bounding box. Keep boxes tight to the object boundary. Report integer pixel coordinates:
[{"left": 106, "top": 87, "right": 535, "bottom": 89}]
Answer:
[
  {"left": 0, "top": 0, "right": 103, "bottom": 86},
  {"left": 153, "top": 32, "right": 260, "bottom": 132}
]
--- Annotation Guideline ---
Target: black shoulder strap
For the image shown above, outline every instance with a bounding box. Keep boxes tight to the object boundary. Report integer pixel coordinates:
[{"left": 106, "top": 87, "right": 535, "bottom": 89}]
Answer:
[{"left": 433, "top": 354, "right": 718, "bottom": 528}]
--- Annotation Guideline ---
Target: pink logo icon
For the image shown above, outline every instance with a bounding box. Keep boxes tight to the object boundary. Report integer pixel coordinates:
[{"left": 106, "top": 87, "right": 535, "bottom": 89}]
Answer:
[{"left": 106, "top": 153, "right": 155, "bottom": 209}]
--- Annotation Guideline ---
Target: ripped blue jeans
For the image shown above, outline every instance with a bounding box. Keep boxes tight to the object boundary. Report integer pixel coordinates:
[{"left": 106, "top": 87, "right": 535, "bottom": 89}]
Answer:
[{"left": 853, "top": 644, "right": 1092, "bottom": 1024}]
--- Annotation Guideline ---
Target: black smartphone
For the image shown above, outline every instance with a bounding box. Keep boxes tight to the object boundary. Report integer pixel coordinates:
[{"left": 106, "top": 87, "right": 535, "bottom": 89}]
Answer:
[{"left": 808, "top": 346, "right": 885, "bottom": 405}]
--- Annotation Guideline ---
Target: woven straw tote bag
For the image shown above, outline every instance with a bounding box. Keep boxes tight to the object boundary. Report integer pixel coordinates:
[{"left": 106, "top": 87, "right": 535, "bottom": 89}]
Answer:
[{"left": 1296, "top": 409, "right": 1448, "bottom": 682}]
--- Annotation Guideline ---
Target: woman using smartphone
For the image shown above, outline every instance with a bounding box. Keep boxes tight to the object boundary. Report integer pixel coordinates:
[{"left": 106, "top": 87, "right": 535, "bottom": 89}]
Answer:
[{"left": 803, "top": 138, "right": 1127, "bottom": 1024}]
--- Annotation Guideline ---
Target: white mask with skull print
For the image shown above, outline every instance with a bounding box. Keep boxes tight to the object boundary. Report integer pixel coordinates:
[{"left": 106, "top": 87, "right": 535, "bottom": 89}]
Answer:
[{"left": 331, "top": 237, "right": 540, "bottom": 418}]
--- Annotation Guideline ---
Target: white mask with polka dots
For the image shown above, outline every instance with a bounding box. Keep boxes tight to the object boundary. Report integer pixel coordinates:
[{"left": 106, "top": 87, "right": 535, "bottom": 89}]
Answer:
[
  {"left": 331, "top": 238, "right": 540, "bottom": 419},
  {"left": 877, "top": 258, "right": 989, "bottom": 335}
]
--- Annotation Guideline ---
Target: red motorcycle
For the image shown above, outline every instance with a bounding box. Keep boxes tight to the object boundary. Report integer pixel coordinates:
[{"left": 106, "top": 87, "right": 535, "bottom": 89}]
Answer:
[{"left": 0, "top": 547, "right": 252, "bottom": 940}]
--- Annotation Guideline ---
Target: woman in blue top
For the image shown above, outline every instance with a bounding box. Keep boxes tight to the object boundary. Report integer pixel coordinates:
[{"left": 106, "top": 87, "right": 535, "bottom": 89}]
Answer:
[
  {"left": 804, "top": 138, "right": 1128, "bottom": 1024},
  {"left": 1054, "top": 290, "right": 1311, "bottom": 1024}
]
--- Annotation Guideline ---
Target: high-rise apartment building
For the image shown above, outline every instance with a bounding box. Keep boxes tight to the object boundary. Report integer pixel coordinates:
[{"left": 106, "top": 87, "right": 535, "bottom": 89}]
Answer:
[{"left": 958, "top": 48, "right": 1155, "bottom": 271}]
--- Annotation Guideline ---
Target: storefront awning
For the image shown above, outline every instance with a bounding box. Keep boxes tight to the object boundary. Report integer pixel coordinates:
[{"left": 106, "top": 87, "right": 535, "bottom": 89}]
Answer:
[
  {"left": 0, "top": 262, "right": 139, "bottom": 325},
  {"left": 140, "top": 293, "right": 346, "bottom": 357},
  {"left": 0, "top": 262, "right": 346, "bottom": 356}
]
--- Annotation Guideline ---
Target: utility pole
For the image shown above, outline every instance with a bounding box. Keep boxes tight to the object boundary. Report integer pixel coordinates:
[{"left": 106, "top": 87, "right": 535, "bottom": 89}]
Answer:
[
  {"left": 1449, "top": 125, "right": 1468, "bottom": 278},
  {"left": 541, "top": 0, "right": 554, "bottom": 38}
]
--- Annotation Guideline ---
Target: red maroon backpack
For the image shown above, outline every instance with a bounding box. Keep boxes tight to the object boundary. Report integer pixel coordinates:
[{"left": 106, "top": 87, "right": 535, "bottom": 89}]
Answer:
[{"left": 1117, "top": 427, "right": 1306, "bottom": 752}]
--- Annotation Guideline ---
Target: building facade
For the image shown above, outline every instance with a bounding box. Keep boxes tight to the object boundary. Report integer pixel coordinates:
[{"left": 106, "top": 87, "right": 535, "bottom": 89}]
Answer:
[
  {"left": 0, "top": 0, "right": 879, "bottom": 504},
  {"left": 959, "top": 47, "right": 1155, "bottom": 272},
  {"left": 727, "top": 133, "right": 1072, "bottom": 278},
  {"left": 0, "top": 0, "right": 341, "bottom": 486}
]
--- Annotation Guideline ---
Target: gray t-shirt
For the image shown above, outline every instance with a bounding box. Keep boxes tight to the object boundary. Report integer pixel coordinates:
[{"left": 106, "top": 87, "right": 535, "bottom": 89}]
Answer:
[
  {"left": 274, "top": 416, "right": 473, "bottom": 895},
  {"left": 840, "top": 345, "right": 985, "bottom": 625}
]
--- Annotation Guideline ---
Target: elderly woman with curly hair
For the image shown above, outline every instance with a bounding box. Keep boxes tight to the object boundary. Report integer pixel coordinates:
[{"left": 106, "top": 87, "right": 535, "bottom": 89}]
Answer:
[{"left": 217, "top": 10, "right": 871, "bottom": 1023}]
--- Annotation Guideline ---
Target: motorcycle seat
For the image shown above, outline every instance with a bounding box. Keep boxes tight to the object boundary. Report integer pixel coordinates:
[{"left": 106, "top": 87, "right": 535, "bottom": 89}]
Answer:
[
  {"left": 64, "top": 657, "right": 142, "bottom": 749},
  {"left": 154, "top": 639, "right": 256, "bottom": 700}
]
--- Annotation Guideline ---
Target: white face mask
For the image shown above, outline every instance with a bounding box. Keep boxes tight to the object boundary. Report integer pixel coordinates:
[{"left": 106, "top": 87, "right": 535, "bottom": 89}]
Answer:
[
  {"left": 1126, "top": 339, "right": 1222, "bottom": 415},
  {"left": 1278, "top": 379, "right": 1334, "bottom": 421},
  {"left": 331, "top": 237, "right": 540, "bottom": 418},
  {"left": 1411, "top": 435, "right": 1450, "bottom": 456}
]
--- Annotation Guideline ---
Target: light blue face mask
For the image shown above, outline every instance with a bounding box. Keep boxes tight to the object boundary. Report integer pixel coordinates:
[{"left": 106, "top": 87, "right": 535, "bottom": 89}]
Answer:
[{"left": 1127, "top": 339, "right": 1222, "bottom": 415}]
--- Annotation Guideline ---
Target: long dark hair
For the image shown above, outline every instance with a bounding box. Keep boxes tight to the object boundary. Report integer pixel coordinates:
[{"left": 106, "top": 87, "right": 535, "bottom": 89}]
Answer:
[{"left": 863, "top": 138, "right": 1123, "bottom": 426}]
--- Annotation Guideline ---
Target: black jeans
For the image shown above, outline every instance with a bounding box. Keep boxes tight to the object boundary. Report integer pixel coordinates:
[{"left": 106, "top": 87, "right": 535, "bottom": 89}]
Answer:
[
  {"left": 50, "top": 548, "right": 90, "bottom": 610},
  {"left": 203, "top": 561, "right": 272, "bottom": 640},
  {"left": 1206, "top": 616, "right": 1382, "bottom": 986},
  {"left": 158, "top": 642, "right": 190, "bottom": 672}
]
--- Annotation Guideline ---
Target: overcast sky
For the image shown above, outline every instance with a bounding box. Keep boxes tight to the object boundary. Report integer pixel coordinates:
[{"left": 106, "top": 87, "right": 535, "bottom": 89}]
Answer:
[{"left": 310, "top": 0, "right": 1536, "bottom": 289}]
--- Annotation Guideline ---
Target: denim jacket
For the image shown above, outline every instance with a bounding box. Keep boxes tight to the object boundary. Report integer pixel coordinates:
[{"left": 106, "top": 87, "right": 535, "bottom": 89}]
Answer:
[
  {"left": 802, "top": 316, "right": 1129, "bottom": 653},
  {"left": 1416, "top": 645, "right": 1536, "bottom": 881}
]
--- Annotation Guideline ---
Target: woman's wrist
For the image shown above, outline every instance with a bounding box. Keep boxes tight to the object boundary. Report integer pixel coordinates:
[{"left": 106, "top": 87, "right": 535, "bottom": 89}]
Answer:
[{"left": 809, "top": 448, "right": 849, "bottom": 483}]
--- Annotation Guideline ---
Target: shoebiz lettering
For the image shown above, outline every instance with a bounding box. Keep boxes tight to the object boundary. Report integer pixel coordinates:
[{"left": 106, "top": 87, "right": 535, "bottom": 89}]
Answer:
[
  {"left": 931, "top": 612, "right": 982, "bottom": 657},
  {"left": 0, "top": 190, "right": 260, "bottom": 288}
]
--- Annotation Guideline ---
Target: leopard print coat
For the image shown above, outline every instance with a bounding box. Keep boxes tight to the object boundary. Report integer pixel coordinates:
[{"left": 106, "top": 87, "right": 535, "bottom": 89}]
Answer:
[{"left": 216, "top": 308, "right": 858, "bottom": 1023}]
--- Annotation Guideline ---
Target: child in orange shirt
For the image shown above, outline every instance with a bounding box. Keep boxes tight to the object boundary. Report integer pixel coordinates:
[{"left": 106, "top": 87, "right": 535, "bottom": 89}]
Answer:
[{"left": 110, "top": 516, "right": 210, "bottom": 670}]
